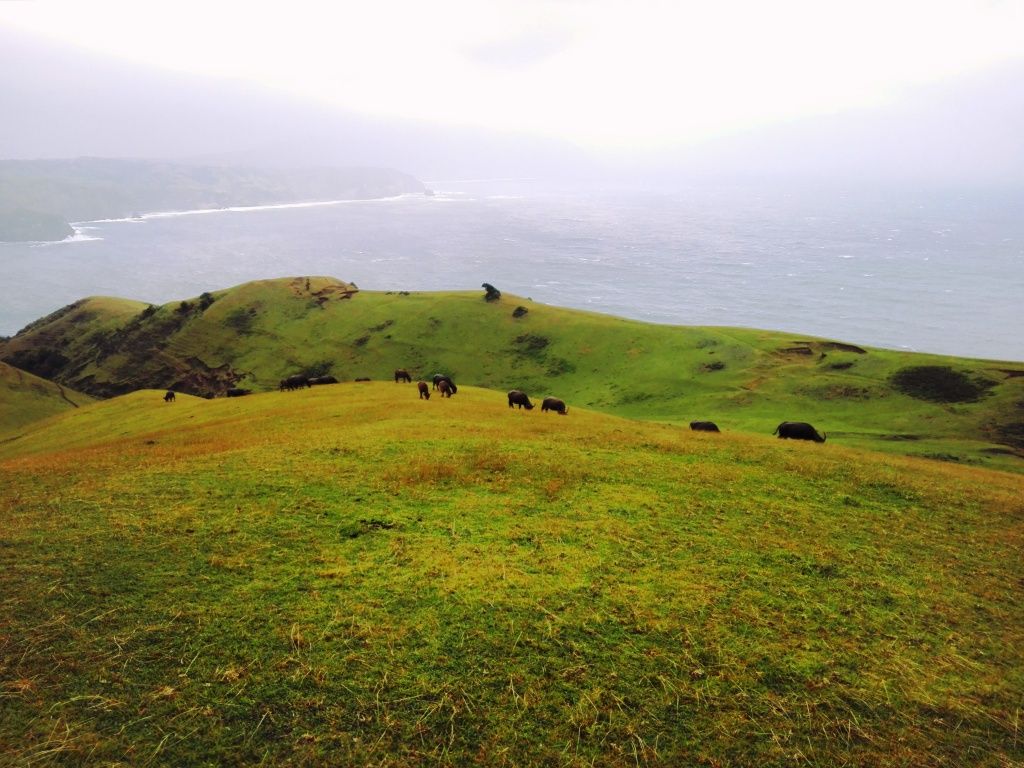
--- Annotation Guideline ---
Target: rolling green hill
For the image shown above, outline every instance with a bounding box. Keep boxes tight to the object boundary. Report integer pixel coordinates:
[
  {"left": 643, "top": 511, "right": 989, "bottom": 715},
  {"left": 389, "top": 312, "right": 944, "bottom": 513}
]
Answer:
[
  {"left": 2, "top": 277, "right": 1021, "bottom": 470},
  {"left": 0, "top": 360, "right": 93, "bottom": 431},
  {"left": 1, "top": 383, "right": 1021, "bottom": 765}
]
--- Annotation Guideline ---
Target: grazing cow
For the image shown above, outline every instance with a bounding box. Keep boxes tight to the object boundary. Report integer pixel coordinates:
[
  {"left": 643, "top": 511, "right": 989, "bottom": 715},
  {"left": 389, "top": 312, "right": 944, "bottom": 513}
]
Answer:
[
  {"left": 689, "top": 420, "right": 720, "bottom": 432},
  {"left": 417, "top": 381, "right": 431, "bottom": 400},
  {"left": 773, "top": 421, "right": 826, "bottom": 443},
  {"left": 432, "top": 374, "right": 457, "bottom": 394},
  {"left": 226, "top": 388, "right": 251, "bottom": 397},
  {"left": 437, "top": 380, "right": 454, "bottom": 397},
  {"left": 279, "top": 375, "right": 310, "bottom": 391},
  {"left": 163, "top": 390, "right": 176, "bottom": 403},
  {"left": 309, "top": 376, "right": 339, "bottom": 385},
  {"left": 508, "top": 390, "right": 535, "bottom": 410},
  {"left": 394, "top": 368, "right": 412, "bottom": 383},
  {"left": 541, "top": 397, "right": 568, "bottom": 415}
]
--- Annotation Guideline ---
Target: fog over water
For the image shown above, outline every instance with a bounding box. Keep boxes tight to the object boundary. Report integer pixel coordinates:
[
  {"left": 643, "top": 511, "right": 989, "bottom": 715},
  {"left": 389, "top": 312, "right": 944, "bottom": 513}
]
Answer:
[{"left": 3, "top": 180, "right": 1021, "bottom": 361}]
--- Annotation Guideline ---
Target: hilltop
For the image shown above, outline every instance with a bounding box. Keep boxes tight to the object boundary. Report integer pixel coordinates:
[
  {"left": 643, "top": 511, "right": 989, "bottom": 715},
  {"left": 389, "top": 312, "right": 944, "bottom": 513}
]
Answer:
[
  {"left": 1, "top": 382, "right": 1021, "bottom": 765},
  {"left": 0, "top": 159, "right": 424, "bottom": 241},
  {"left": 2, "top": 276, "right": 1021, "bottom": 471},
  {"left": 0, "top": 360, "right": 92, "bottom": 431}
]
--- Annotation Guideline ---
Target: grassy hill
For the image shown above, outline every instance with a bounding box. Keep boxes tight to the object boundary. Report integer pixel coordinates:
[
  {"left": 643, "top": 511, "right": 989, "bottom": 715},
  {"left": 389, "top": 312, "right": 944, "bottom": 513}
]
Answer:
[
  {"left": 1, "top": 383, "right": 1021, "bottom": 765},
  {"left": 0, "top": 360, "right": 93, "bottom": 431},
  {"left": 2, "top": 276, "right": 1021, "bottom": 471}
]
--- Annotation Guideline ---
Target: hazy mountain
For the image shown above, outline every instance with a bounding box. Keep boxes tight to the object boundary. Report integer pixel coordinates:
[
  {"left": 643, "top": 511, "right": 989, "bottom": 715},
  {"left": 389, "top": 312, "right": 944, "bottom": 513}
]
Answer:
[{"left": 2, "top": 25, "right": 1021, "bottom": 187}]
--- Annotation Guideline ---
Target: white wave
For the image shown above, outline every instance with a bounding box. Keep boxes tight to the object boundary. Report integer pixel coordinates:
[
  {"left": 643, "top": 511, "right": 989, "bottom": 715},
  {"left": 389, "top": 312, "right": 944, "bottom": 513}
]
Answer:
[
  {"left": 71, "top": 194, "right": 414, "bottom": 226},
  {"left": 30, "top": 225, "right": 104, "bottom": 246}
]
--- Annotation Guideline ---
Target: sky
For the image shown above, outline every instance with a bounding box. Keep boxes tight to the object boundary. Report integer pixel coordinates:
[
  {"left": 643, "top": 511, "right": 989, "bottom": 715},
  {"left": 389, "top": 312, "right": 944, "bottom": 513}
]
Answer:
[{"left": 2, "top": 0, "right": 1024, "bottom": 153}]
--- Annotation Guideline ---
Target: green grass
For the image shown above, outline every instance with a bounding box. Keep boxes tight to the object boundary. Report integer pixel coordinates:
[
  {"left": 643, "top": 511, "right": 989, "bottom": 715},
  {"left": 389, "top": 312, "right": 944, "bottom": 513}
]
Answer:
[
  {"left": 0, "top": 361, "right": 93, "bottom": 431},
  {"left": 1, "top": 384, "right": 1022, "bottom": 765},
  {"left": 2, "top": 277, "right": 1022, "bottom": 471}
]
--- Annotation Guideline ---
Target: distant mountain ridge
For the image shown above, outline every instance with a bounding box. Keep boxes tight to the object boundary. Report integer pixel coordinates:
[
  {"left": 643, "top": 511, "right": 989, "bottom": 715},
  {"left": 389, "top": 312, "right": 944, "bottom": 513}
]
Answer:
[{"left": 0, "top": 158, "right": 424, "bottom": 241}]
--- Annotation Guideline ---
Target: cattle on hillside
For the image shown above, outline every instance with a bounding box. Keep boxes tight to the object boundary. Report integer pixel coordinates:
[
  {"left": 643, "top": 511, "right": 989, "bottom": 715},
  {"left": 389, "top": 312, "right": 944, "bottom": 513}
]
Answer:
[
  {"left": 279, "top": 375, "right": 310, "bottom": 391},
  {"left": 417, "top": 381, "right": 431, "bottom": 400},
  {"left": 163, "top": 390, "right": 175, "bottom": 403},
  {"left": 226, "top": 388, "right": 251, "bottom": 397},
  {"left": 773, "top": 421, "right": 826, "bottom": 443},
  {"left": 541, "top": 397, "right": 568, "bottom": 415},
  {"left": 394, "top": 369, "right": 412, "bottom": 383},
  {"left": 508, "top": 390, "right": 535, "bottom": 410},
  {"left": 437, "top": 380, "right": 454, "bottom": 397},
  {"left": 309, "top": 376, "right": 339, "bottom": 385},
  {"left": 689, "top": 421, "right": 720, "bottom": 432},
  {"left": 432, "top": 374, "right": 457, "bottom": 394}
]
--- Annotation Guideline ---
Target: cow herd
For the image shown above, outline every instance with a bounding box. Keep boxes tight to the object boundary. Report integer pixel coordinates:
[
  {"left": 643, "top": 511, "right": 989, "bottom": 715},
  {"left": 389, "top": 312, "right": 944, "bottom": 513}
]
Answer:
[{"left": 162, "top": 368, "right": 826, "bottom": 443}]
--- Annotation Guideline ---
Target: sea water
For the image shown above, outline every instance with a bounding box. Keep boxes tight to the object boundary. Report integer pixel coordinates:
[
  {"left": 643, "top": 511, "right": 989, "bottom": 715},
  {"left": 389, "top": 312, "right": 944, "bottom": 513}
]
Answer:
[{"left": 1, "top": 180, "right": 1021, "bottom": 361}]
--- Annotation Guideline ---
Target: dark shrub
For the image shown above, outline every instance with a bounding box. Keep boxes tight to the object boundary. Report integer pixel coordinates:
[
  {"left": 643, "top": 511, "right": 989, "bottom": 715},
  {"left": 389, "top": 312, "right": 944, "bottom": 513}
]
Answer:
[{"left": 891, "top": 366, "right": 995, "bottom": 403}]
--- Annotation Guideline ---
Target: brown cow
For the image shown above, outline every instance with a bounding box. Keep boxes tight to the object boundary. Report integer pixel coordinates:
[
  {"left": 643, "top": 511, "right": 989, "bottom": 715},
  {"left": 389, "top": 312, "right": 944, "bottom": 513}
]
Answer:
[
  {"left": 417, "top": 381, "right": 431, "bottom": 400},
  {"left": 508, "top": 390, "right": 534, "bottom": 410},
  {"left": 395, "top": 368, "right": 412, "bottom": 383},
  {"left": 438, "top": 380, "right": 454, "bottom": 397}
]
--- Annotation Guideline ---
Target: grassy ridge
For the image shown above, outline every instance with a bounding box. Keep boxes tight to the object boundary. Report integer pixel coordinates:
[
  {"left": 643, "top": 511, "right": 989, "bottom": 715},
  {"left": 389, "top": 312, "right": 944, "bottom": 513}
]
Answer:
[
  {"left": 1, "top": 384, "right": 1022, "bottom": 765},
  {"left": 2, "top": 277, "right": 1022, "bottom": 470},
  {"left": 0, "top": 361, "right": 93, "bottom": 431}
]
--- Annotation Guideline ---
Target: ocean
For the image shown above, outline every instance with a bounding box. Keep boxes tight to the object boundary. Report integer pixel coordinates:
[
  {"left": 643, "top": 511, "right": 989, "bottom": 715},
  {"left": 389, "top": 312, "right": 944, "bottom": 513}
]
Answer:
[{"left": 2, "top": 180, "right": 1022, "bottom": 361}]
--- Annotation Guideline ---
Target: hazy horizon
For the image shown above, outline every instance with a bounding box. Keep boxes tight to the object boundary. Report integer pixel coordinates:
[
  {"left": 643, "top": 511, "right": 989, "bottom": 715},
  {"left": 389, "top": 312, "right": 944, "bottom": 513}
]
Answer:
[{"left": 2, "top": 2, "right": 1023, "bottom": 186}]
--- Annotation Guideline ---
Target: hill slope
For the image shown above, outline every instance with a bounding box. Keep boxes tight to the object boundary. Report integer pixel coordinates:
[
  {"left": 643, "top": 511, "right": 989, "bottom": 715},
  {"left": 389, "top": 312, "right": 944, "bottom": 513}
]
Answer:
[
  {"left": 1, "top": 384, "right": 1021, "bottom": 765},
  {"left": 2, "top": 277, "right": 1021, "bottom": 470},
  {"left": 0, "top": 360, "right": 93, "bottom": 432}
]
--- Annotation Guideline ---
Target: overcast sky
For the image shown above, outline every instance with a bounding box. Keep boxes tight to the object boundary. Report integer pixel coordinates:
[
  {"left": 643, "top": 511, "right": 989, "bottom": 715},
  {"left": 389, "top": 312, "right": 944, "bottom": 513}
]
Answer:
[{"left": 2, "top": 0, "right": 1023, "bottom": 153}]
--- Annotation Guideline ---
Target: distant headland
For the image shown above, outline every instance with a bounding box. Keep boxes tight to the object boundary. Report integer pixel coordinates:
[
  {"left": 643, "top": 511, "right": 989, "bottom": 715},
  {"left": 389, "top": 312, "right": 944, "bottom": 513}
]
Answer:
[{"left": 0, "top": 157, "right": 424, "bottom": 242}]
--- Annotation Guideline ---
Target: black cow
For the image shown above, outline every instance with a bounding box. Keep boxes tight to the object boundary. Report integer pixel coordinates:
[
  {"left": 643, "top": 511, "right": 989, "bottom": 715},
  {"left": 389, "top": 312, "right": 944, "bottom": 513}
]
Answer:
[
  {"left": 432, "top": 374, "right": 457, "bottom": 394},
  {"left": 689, "top": 420, "right": 720, "bottom": 432},
  {"left": 279, "top": 375, "right": 310, "bottom": 391},
  {"left": 226, "top": 388, "right": 251, "bottom": 397},
  {"left": 508, "top": 390, "right": 534, "bottom": 410},
  {"left": 437, "top": 380, "right": 454, "bottom": 398},
  {"left": 773, "top": 421, "right": 826, "bottom": 443},
  {"left": 417, "top": 381, "right": 431, "bottom": 400},
  {"left": 309, "top": 376, "right": 339, "bottom": 385},
  {"left": 394, "top": 369, "right": 412, "bottom": 383},
  {"left": 541, "top": 397, "right": 568, "bottom": 415},
  {"left": 163, "top": 390, "right": 176, "bottom": 403}
]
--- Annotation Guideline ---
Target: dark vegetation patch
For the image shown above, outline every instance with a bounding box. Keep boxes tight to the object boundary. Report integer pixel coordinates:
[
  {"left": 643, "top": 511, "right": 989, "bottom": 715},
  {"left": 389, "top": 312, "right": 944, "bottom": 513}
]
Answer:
[
  {"left": 367, "top": 319, "right": 395, "bottom": 333},
  {"left": 878, "top": 434, "right": 922, "bottom": 441},
  {"left": 780, "top": 346, "right": 814, "bottom": 356},
  {"left": 822, "top": 341, "right": 867, "bottom": 354},
  {"left": 512, "top": 306, "right": 528, "bottom": 318},
  {"left": 2, "top": 348, "right": 69, "bottom": 380},
  {"left": 352, "top": 334, "right": 371, "bottom": 348},
  {"left": 891, "top": 366, "right": 996, "bottom": 403},
  {"left": 300, "top": 360, "right": 334, "bottom": 379},
  {"left": 197, "top": 292, "right": 216, "bottom": 311},
  {"left": 696, "top": 338, "right": 718, "bottom": 349},
  {"left": 545, "top": 357, "right": 576, "bottom": 376},
  {"left": 828, "top": 361, "right": 855, "bottom": 370},
  {"left": 996, "top": 368, "right": 1024, "bottom": 379},
  {"left": 224, "top": 307, "right": 256, "bottom": 335},
  {"left": 993, "top": 421, "right": 1024, "bottom": 450},
  {"left": 513, "top": 334, "right": 550, "bottom": 359},
  {"left": 701, "top": 360, "right": 726, "bottom": 372}
]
